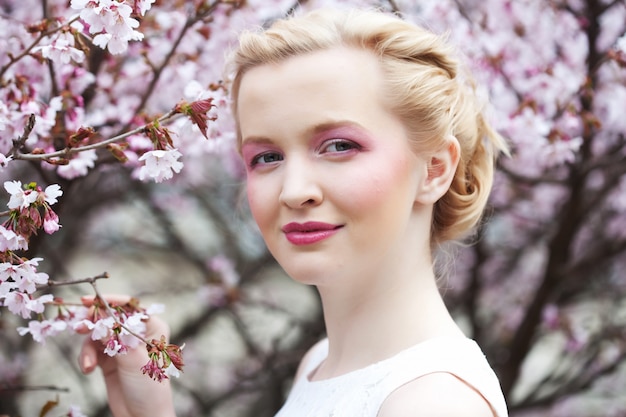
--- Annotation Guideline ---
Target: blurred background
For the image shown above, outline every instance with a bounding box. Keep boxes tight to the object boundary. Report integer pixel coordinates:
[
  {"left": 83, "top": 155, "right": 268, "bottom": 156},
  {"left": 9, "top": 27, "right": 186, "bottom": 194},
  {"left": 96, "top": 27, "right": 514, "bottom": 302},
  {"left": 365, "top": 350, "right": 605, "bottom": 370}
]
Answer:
[{"left": 1, "top": 0, "right": 626, "bottom": 416}]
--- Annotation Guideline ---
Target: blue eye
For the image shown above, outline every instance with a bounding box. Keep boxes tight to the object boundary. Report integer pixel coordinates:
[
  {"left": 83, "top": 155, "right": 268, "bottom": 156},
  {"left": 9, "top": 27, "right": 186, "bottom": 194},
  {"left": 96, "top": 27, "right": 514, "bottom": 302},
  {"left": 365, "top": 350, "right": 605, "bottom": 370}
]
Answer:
[
  {"left": 251, "top": 152, "right": 283, "bottom": 166},
  {"left": 322, "top": 140, "right": 360, "bottom": 153}
]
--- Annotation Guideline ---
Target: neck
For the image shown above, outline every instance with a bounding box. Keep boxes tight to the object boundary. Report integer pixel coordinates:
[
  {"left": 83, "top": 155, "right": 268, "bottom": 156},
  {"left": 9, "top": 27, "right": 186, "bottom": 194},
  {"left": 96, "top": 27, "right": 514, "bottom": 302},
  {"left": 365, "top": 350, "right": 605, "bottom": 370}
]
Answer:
[{"left": 313, "top": 263, "right": 464, "bottom": 380}]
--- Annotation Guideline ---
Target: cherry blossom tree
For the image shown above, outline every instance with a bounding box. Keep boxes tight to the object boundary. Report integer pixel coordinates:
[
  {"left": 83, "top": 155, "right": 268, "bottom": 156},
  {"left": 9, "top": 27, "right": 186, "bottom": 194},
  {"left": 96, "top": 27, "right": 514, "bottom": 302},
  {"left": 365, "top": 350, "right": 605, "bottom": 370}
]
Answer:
[{"left": 1, "top": 0, "right": 625, "bottom": 416}]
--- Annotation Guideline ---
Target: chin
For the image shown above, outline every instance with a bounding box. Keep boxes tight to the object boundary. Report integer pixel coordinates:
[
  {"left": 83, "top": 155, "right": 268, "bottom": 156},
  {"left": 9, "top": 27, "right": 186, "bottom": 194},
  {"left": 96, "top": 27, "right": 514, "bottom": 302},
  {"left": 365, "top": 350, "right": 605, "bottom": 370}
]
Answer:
[
  {"left": 283, "top": 269, "right": 323, "bottom": 286},
  {"left": 270, "top": 246, "right": 347, "bottom": 286},
  {"left": 279, "top": 263, "right": 332, "bottom": 287}
]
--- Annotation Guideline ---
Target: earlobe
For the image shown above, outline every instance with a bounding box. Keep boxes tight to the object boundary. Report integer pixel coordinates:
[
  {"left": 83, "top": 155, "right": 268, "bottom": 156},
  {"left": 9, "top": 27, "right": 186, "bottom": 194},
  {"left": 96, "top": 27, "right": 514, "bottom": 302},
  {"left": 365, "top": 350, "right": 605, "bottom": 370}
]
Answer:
[{"left": 415, "top": 136, "right": 460, "bottom": 205}]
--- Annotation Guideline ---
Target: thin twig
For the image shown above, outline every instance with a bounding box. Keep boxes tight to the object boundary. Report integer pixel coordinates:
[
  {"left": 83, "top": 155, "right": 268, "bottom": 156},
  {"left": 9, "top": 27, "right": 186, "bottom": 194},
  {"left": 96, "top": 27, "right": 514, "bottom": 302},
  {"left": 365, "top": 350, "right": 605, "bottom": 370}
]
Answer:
[
  {"left": 37, "top": 271, "right": 152, "bottom": 346},
  {"left": 44, "top": 272, "right": 110, "bottom": 288},
  {"left": 0, "top": 385, "right": 70, "bottom": 393},
  {"left": 9, "top": 113, "right": 36, "bottom": 155},
  {"left": 11, "top": 109, "right": 179, "bottom": 161}
]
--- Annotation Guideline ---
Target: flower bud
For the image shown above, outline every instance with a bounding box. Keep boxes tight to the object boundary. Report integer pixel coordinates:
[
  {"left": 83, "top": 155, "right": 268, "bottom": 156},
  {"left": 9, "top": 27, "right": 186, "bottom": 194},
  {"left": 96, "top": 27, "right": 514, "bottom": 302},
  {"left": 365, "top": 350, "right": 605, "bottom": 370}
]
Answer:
[{"left": 107, "top": 143, "right": 129, "bottom": 163}]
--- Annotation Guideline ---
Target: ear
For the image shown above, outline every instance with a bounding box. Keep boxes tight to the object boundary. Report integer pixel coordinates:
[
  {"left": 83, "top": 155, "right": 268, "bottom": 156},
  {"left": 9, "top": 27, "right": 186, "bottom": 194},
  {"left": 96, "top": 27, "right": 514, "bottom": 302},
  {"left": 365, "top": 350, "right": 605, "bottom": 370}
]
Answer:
[{"left": 414, "top": 136, "right": 460, "bottom": 205}]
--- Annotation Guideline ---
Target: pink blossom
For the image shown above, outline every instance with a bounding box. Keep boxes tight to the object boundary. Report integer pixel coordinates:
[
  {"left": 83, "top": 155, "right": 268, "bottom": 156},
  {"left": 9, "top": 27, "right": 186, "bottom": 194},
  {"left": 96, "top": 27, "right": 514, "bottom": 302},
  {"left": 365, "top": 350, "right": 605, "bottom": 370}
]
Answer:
[
  {"left": 91, "top": 316, "right": 115, "bottom": 340},
  {"left": 118, "top": 312, "right": 147, "bottom": 349},
  {"left": 43, "top": 210, "right": 61, "bottom": 234},
  {"left": 0, "top": 263, "right": 22, "bottom": 287},
  {"left": 541, "top": 137, "right": 582, "bottom": 167},
  {"left": 134, "top": 0, "right": 156, "bottom": 16},
  {"left": 104, "top": 336, "right": 127, "bottom": 356},
  {"left": 56, "top": 149, "right": 97, "bottom": 179},
  {"left": 33, "top": 97, "right": 64, "bottom": 141},
  {"left": 33, "top": 31, "right": 85, "bottom": 64},
  {"left": 93, "top": 32, "right": 130, "bottom": 55},
  {"left": 4, "top": 291, "right": 32, "bottom": 318},
  {"left": 127, "top": 134, "right": 154, "bottom": 151},
  {"left": 72, "top": 318, "right": 96, "bottom": 332},
  {"left": 17, "top": 319, "right": 67, "bottom": 344},
  {"left": 61, "top": 66, "right": 96, "bottom": 96},
  {"left": 71, "top": 0, "right": 144, "bottom": 54},
  {"left": 0, "top": 276, "right": 18, "bottom": 298},
  {"left": 14, "top": 258, "right": 50, "bottom": 294},
  {"left": 0, "top": 261, "right": 48, "bottom": 297},
  {"left": 0, "top": 226, "right": 28, "bottom": 251},
  {"left": 138, "top": 148, "right": 184, "bottom": 183},
  {"left": 26, "top": 294, "right": 54, "bottom": 315}
]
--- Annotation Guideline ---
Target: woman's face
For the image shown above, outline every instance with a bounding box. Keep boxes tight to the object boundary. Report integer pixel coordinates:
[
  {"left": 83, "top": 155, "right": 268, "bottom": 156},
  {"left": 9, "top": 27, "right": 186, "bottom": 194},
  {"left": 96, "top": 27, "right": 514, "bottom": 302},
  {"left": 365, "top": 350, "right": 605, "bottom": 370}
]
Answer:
[{"left": 237, "top": 46, "right": 430, "bottom": 286}]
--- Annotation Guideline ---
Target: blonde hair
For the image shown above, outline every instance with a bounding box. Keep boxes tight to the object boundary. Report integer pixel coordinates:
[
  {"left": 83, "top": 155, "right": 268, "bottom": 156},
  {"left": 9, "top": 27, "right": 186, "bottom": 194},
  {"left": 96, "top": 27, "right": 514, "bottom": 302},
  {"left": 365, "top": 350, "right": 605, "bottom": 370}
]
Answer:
[{"left": 227, "top": 8, "right": 508, "bottom": 244}]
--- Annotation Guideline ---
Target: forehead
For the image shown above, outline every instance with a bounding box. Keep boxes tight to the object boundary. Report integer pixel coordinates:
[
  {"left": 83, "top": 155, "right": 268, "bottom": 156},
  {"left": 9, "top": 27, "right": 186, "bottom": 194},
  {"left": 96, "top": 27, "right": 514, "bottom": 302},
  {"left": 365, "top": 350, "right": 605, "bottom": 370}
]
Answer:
[{"left": 237, "top": 47, "right": 392, "bottom": 141}]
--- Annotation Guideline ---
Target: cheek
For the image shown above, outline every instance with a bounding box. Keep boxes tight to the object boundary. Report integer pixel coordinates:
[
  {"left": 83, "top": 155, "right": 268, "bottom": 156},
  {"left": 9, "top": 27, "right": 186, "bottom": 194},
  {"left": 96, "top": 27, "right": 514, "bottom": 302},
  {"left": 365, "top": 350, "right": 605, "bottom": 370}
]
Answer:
[
  {"left": 338, "top": 156, "right": 416, "bottom": 211},
  {"left": 245, "top": 177, "right": 277, "bottom": 232},
  {"left": 340, "top": 176, "right": 387, "bottom": 210}
]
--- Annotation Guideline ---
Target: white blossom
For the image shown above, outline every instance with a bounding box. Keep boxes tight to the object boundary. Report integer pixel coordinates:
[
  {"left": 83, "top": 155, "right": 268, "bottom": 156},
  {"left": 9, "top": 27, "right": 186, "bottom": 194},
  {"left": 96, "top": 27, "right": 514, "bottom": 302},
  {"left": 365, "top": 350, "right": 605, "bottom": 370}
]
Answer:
[
  {"left": 4, "top": 181, "right": 37, "bottom": 210},
  {"left": 0, "top": 226, "right": 28, "bottom": 252},
  {"left": 56, "top": 149, "right": 97, "bottom": 179},
  {"left": 33, "top": 31, "right": 85, "bottom": 64},
  {"left": 43, "top": 184, "right": 63, "bottom": 205},
  {"left": 91, "top": 316, "right": 115, "bottom": 340},
  {"left": 17, "top": 319, "right": 67, "bottom": 344},
  {"left": 71, "top": 0, "right": 144, "bottom": 54},
  {"left": 138, "top": 148, "right": 184, "bottom": 183}
]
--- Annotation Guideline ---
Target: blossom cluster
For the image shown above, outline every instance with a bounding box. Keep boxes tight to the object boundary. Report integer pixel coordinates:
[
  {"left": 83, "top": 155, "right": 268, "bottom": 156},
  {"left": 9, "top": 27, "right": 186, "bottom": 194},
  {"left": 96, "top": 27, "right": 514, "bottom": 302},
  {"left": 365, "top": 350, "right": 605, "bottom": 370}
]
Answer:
[
  {"left": 1, "top": 0, "right": 214, "bottom": 401},
  {"left": 75, "top": 297, "right": 168, "bottom": 361},
  {"left": 0, "top": 181, "right": 62, "bottom": 320},
  {"left": 3, "top": 180, "right": 63, "bottom": 238},
  {"left": 0, "top": 0, "right": 222, "bottom": 189},
  {"left": 70, "top": 0, "right": 154, "bottom": 55},
  {"left": 13, "top": 290, "right": 183, "bottom": 384},
  {"left": 141, "top": 335, "right": 185, "bottom": 382}
]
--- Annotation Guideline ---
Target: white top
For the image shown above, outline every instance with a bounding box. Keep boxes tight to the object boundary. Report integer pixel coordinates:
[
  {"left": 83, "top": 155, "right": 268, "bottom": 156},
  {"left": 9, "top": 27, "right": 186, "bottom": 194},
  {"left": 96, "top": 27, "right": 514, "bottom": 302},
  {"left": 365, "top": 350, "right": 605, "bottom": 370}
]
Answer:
[{"left": 275, "top": 337, "right": 508, "bottom": 417}]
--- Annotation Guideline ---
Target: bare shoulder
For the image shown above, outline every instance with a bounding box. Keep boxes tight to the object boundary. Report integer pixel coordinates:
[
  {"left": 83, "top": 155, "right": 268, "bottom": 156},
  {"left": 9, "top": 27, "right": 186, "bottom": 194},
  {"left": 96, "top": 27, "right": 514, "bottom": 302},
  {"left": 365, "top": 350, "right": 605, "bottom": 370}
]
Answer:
[{"left": 378, "top": 372, "right": 496, "bottom": 417}]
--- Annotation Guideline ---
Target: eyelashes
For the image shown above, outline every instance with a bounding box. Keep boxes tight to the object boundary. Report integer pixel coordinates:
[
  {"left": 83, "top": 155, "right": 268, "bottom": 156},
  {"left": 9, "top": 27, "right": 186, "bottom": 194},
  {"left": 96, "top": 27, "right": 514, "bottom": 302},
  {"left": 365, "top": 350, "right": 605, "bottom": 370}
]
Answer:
[
  {"left": 249, "top": 151, "right": 283, "bottom": 168},
  {"left": 320, "top": 139, "right": 361, "bottom": 153},
  {"left": 245, "top": 138, "right": 363, "bottom": 170}
]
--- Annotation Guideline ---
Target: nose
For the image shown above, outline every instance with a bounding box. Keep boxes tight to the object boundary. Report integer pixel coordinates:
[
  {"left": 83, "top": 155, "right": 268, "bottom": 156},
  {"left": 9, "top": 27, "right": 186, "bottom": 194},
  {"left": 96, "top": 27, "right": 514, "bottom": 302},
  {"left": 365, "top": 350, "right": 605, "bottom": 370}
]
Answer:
[{"left": 279, "top": 160, "right": 323, "bottom": 209}]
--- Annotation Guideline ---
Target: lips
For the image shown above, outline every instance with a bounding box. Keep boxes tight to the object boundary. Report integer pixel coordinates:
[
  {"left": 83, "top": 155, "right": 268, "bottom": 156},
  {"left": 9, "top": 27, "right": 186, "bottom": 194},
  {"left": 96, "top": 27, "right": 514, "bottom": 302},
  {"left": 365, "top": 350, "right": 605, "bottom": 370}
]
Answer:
[{"left": 281, "top": 221, "right": 343, "bottom": 245}]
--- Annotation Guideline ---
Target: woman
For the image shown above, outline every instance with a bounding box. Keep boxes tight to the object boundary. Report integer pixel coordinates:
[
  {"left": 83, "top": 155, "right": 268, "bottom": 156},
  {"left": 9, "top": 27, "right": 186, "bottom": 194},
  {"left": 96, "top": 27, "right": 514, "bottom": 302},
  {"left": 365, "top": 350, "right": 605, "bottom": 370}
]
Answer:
[{"left": 80, "top": 8, "right": 509, "bottom": 417}]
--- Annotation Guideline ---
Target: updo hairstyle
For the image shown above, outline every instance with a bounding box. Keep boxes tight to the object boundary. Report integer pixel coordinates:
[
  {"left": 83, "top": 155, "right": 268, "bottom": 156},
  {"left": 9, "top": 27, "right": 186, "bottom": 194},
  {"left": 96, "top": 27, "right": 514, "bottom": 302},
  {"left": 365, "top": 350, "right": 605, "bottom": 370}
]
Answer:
[{"left": 227, "top": 8, "right": 508, "bottom": 244}]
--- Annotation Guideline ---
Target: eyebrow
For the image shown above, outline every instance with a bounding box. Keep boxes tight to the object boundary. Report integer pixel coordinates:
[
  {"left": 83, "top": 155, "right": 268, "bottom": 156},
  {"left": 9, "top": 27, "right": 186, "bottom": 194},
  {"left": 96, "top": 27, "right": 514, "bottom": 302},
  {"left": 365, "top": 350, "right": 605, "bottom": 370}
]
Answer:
[
  {"left": 241, "top": 120, "right": 365, "bottom": 145},
  {"left": 308, "top": 120, "right": 364, "bottom": 135}
]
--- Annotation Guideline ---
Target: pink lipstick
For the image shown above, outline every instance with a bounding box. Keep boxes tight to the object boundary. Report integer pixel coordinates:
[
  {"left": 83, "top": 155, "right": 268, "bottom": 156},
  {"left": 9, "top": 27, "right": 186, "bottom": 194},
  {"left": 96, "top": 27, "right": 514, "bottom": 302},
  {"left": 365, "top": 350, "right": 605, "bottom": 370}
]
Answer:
[{"left": 281, "top": 222, "right": 342, "bottom": 245}]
